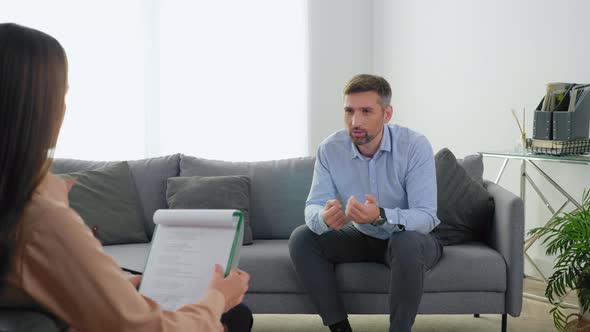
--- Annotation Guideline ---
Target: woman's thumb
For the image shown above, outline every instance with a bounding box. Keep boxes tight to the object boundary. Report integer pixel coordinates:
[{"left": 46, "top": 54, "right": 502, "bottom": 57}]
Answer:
[{"left": 213, "top": 264, "right": 224, "bottom": 276}]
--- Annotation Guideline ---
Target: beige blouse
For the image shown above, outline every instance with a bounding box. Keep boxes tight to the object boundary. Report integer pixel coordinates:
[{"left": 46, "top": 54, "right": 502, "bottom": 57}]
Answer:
[{"left": 1, "top": 188, "right": 226, "bottom": 331}]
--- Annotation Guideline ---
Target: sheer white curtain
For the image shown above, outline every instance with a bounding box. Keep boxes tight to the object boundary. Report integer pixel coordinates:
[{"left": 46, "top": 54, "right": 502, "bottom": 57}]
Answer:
[
  {"left": 157, "top": 0, "right": 307, "bottom": 161},
  {"left": 2, "top": 0, "right": 307, "bottom": 161},
  {"left": 2, "top": 0, "right": 147, "bottom": 160}
]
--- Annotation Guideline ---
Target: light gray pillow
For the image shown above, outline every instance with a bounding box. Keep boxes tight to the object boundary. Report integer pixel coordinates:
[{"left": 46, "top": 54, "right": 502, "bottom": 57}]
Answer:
[
  {"left": 60, "top": 162, "right": 148, "bottom": 245},
  {"left": 166, "top": 175, "right": 253, "bottom": 245},
  {"left": 179, "top": 155, "right": 315, "bottom": 240}
]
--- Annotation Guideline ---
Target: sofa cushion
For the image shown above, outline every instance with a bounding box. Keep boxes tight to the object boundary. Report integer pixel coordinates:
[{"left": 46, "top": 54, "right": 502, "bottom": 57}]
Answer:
[
  {"left": 179, "top": 155, "right": 314, "bottom": 239},
  {"left": 102, "top": 243, "right": 151, "bottom": 274},
  {"left": 104, "top": 241, "right": 506, "bottom": 294},
  {"left": 433, "top": 148, "right": 495, "bottom": 246},
  {"left": 0, "top": 310, "right": 67, "bottom": 332},
  {"left": 52, "top": 154, "right": 180, "bottom": 239},
  {"left": 458, "top": 153, "right": 484, "bottom": 184},
  {"left": 166, "top": 175, "right": 253, "bottom": 245},
  {"left": 59, "top": 162, "right": 148, "bottom": 245},
  {"left": 238, "top": 240, "right": 305, "bottom": 293},
  {"left": 335, "top": 243, "right": 506, "bottom": 293},
  {"left": 238, "top": 240, "right": 506, "bottom": 294}
]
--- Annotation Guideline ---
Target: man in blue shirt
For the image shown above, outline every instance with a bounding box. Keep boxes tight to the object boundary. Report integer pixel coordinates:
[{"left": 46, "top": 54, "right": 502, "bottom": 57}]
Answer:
[{"left": 289, "top": 74, "right": 443, "bottom": 332}]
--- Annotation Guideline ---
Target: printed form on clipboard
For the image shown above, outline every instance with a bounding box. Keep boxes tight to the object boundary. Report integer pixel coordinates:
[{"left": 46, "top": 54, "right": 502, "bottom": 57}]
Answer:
[{"left": 138, "top": 209, "right": 244, "bottom": 311}]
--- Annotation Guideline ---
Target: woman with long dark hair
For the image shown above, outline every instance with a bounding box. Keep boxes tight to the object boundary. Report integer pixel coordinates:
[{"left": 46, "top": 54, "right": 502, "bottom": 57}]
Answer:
[{"left": 0, "top": 23, "right": 252, "bottom": 332}]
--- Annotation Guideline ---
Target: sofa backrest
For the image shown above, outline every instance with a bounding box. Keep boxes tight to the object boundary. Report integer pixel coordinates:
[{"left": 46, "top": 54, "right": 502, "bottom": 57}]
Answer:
[
  {"left": 180, "top": 155, "right": 315, "bottom": 240},
  {"left": 51, "top": 154, "right": 181, "bottom": 239},
  {"left": 51, "top": 152, "right": 483, "bottom": 241}
]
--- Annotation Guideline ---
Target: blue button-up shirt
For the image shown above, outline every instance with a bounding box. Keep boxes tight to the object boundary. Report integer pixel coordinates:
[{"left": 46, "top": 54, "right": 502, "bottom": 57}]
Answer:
[{"left": 305, "top": 124, "right": 440, "bottom": 240}]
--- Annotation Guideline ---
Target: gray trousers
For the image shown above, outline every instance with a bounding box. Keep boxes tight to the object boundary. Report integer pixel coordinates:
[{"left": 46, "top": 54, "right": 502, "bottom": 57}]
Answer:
[{"left": 288, "top": 224, "right": 443, "bottom": 332}]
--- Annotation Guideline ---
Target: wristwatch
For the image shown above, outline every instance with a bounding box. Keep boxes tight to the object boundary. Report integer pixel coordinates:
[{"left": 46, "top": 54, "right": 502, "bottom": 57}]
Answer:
[{"left": 371, "top": 207, "right": 387, "bottom": 226}]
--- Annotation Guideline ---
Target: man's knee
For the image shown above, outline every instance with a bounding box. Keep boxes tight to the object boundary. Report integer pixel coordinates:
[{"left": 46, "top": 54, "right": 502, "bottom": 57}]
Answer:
[
  {"left": 288, "top": 225, "right": 317, "bottom": 260},
  {"left": 386, "top": 231, "right": 425, "bottom": 264}
]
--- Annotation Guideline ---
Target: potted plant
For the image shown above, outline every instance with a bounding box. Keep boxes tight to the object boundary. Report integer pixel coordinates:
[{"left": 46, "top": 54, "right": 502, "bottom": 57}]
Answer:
[{"left": 528, "top": 190, "right": 590, "bottom": 331}]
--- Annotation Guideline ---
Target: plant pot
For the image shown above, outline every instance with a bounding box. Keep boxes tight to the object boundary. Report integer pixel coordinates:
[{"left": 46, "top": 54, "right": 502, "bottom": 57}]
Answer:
[
  {"left": 564, "top": 313, "right": 590, "bottom": 331},
  {"left": 565, "top": 289, "right": 590, "bottom": 332}
]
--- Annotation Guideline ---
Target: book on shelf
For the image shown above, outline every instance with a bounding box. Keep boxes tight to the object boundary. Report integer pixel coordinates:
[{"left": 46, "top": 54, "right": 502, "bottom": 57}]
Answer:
[
  {"left": 541, "top": 82, "right": 571, "bottom": 112},
  {"left": 568, "top": 84, "right": 590, "bottom": 113}
]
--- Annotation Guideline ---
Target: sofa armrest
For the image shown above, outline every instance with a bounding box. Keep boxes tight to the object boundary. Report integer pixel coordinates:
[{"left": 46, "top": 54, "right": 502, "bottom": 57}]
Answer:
[
  {"left": 0, "top": 310, "right": 67, "bottom": 332},
  {"left": 484, "top": 180, "right": 524, "bottom": 317}
]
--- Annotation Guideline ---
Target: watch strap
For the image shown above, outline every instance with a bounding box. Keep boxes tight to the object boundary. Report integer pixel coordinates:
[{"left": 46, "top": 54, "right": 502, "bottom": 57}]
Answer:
[{"left": 372, "top": 207, "right": 387, "bottom": 226}]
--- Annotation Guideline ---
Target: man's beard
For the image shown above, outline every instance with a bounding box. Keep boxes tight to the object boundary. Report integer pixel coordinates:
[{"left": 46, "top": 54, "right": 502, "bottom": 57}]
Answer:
[{"left": 349, "top": 129, "right": 375, "bottom": 145}]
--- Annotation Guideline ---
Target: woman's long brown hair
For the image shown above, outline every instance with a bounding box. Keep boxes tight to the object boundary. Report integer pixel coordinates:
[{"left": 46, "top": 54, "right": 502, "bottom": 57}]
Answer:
[{"left": 0, "top": 23, "right": 68, "bottom": 283}]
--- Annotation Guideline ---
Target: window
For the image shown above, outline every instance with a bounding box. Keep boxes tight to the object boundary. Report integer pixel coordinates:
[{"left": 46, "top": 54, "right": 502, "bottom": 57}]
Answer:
[
  {"left": 157, "top": 1, "right": 307, "bottom": 161},
  {"left": 3, "top": 0, "right": 307, "bottom": 161}
]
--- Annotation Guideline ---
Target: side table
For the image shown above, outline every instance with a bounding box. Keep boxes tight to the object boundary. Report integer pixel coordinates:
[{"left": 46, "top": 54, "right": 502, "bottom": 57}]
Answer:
[{"left": 479, "top": 151, "right": 590, "bottom": 306}]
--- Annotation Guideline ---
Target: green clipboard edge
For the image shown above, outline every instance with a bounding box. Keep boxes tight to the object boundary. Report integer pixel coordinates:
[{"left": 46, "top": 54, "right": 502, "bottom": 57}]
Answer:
[{"left": 225, "top": 211, "right": 243, "bottom": 276}]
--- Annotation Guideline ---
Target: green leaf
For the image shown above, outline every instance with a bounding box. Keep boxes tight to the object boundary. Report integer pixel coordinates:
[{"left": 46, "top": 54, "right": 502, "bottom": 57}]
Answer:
[{"left": 529, "top": 189, "right": 590, "bottom": 331}]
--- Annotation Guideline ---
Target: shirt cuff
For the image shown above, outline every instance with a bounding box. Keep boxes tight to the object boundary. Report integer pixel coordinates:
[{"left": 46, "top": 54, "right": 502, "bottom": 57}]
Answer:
[
  {"left": 316, "top": 211, "right": 330, "bottom": 233},
  {"left": 383, "top": 207, "right": 405, "bottom": 233},
  {"left": 305, "top": 204, "right": 330, "bottom": 235}
]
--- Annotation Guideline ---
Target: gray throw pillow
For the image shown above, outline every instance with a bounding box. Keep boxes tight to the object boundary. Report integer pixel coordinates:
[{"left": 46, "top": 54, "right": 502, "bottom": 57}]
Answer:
[
  {"left": 60, "top": 162, "right": 149, "bottom": 245},
  {"left": 166, "top": 175, "right": 253, "bottom": 245},
  {"left": 433, "top": 148, "right": 495, "bottom": 246}
]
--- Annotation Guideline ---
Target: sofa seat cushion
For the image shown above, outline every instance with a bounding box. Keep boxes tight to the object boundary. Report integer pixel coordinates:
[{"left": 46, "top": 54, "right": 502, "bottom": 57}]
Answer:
[
  {"left": 103, "top": 243, "right": 151, "bottom": 274},
  {"left": 240, "top": 240, "right": 506, "bottom": 294},
  {"left": 239, "top": 240, "right": 305, "bottom": 293},
  {"left": 104, "top": 240, "right": 506, "bottom": 295},
  {"left": 336, "top": 242, "right": 506, "bottom": 293}
]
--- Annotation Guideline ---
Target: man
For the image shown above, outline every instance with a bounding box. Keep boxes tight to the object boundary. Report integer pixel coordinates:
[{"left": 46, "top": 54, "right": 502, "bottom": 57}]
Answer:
[{"left": 289, "top": 74, "right": 443, "bottom": 332}]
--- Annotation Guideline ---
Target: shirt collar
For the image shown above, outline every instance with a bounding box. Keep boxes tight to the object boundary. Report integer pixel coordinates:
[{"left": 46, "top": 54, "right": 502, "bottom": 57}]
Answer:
[{"left": 350, "top": 124, "right": 392, "bottom": 160}]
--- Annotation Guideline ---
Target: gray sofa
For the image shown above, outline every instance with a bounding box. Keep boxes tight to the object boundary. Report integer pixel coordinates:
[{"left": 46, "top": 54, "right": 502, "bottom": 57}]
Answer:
[{"left": 3, "top": 152, "right": 523, "bottom": 332}]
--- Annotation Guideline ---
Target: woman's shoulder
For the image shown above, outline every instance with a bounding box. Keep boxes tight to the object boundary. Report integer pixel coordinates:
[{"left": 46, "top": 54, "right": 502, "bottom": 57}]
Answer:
[{"left": 21, "top": 196, "right": 87, "bottom": 240}]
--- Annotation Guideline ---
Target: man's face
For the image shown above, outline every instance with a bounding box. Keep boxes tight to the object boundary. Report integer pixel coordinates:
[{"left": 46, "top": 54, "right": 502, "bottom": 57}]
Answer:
[{"left": 344, "top": 91, "right": 392, "bottom": 146}]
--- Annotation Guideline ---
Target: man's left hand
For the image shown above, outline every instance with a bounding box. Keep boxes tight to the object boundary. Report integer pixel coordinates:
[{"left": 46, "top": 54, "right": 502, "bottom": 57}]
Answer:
[{"left": 345, "top": 194, "right": 380, "bottom": 224}]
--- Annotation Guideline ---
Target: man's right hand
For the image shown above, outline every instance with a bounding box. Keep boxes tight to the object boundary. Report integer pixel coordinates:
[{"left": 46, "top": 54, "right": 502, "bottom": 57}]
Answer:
[{"left": 321, "top": 199, "right": 347, "bottom": 230}]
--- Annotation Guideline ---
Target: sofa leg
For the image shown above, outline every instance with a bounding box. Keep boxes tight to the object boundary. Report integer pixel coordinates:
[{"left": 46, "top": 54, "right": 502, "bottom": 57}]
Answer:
[
  {"left": 501, "top": 313, "right": 507, "bottom": 332},
  {"left": 474, "top": 314, "right": 479, "bottom": 318}
]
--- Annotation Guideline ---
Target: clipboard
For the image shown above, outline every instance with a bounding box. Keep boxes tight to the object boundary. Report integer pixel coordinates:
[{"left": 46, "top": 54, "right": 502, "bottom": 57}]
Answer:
[{"left": 138, "top": 209, "right": 243, "bottom": 310}]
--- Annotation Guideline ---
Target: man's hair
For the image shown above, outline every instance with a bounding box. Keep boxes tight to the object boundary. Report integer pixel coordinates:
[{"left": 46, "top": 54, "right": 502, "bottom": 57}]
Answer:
[
  {"left": 0, "top": 23, "right": 68, "bottom": 286},
  {"left": 343, "top": 74, "right": 391, "bottom": 108}
]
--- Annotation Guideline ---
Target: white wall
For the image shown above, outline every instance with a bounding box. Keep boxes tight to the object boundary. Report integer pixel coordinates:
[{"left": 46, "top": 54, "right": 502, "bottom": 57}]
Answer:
[
  {"left": 374, "top": 0, "right": 590, "bottom": 155},
  {"left": 306, "top": 0, "right": 375, "bottom": 153},
  {"left": 373, "top": 0, "right": 590, "bottom": 278},
  {"left": 308, "top": 0, "right": 590, "bottom": 278}
]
